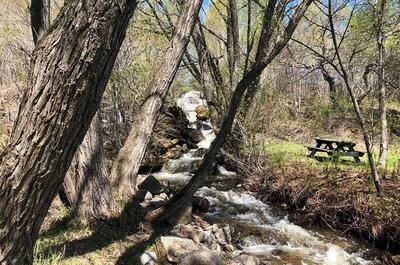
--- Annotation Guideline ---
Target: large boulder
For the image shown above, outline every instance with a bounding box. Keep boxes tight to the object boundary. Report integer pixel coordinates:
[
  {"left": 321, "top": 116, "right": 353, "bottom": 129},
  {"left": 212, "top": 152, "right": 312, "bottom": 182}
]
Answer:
[
  {"left": 157, "top": 236, "right": 200, "bottom": 263},
  {"left": 180, "top": 250, "right": 224, "bottom": 265},
  {"left": 138, "top": 175, "right": 163, "bottom": 195},
  {"left": 196, "top": 105, "right": 210, "bottom": 121}
]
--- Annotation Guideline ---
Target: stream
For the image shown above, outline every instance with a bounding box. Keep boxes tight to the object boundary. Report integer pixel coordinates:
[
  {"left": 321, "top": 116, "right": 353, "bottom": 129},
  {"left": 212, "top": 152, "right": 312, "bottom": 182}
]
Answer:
[{"left": 152, "top": 91, "right": 373, "bottom": 265}]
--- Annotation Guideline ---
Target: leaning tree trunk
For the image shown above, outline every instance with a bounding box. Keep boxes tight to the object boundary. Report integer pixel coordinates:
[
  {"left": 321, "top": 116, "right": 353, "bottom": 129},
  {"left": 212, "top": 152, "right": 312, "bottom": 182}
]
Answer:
[
  {"left": 111, "top": 0, "right": 203, "bottom": 199},
  {"left": 60, "top": 111, "right": 116, "bottom": 222},
  {"left": 327, "top": 0, "right": 382, "bottom": 194},
  {"left": 377, "top": 0, "right": 388, "bottom": 168},
  {"left": 0, "top": 0, "right": 137, "bottom": 264},
  {"left": 145, "top": 0, "right": 313, "bottom": 223}
]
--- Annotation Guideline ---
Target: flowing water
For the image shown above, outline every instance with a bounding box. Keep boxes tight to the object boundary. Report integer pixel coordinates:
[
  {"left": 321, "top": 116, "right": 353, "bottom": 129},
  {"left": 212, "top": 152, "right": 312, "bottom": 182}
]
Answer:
[{"left": 153, "top": 91, "right": 373, "bottom": 265}]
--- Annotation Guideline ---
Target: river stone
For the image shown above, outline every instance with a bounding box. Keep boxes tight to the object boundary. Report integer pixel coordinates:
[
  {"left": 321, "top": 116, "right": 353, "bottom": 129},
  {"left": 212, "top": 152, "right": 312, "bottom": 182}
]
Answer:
[
  {"left": 235, "top": 254, "right": 261, "bottom": 265},
  {"left": 180, "top": 250, "right": 224, "bottom": 265},
  {"left": 158, "top": 236, "right": 200, "bottom": 263},
  {"left": 138, "top": 175, "right": 163, "bottom": 195},
  {"left": 196, "top": 105, "right": 210, "bottom": 121},
  {"left": 140, "top": 251, "right": 158, "bottom": 265},
  {"left": 165, "top": 146, "right": 183, "bottom": 159},
  {"left": 162, "top": 138, "right": 179, "bottom": 149},
  {"left": 192, "top": 148, "right": 208, "bottom": 158},
  {"left": 392, "top": 255, "right": 400, "bottom": 265},
  {"left": 135, "top": 189, "right": 148, "bottom": 202}
]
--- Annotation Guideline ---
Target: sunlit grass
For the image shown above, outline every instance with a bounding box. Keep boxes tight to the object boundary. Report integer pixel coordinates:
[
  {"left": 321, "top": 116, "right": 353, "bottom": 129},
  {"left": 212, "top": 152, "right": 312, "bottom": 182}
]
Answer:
[{"left": 262, "top": 140, "right": 400, "bottom": 173}]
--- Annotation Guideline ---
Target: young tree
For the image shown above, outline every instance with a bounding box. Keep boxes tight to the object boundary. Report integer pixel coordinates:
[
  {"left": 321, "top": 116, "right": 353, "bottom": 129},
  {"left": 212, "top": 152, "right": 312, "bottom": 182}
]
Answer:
[
  {"left": 376, "top": 0, "right": 388, "bottom": 168},
  {"left": 0, "top": 0, "right": 138, "bottom": 263},
  {"left": 146, "top": 0, "right": 314, "bottom": 222},
  {"left": 111, "top": 0, "right": 203, "bottom": 198}
]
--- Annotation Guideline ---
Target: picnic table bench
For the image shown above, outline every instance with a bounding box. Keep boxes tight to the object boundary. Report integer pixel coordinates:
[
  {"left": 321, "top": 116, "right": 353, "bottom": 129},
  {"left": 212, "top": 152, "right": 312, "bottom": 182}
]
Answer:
[{"left": 306, "top": 137, "right": 365, "bottom": 163}]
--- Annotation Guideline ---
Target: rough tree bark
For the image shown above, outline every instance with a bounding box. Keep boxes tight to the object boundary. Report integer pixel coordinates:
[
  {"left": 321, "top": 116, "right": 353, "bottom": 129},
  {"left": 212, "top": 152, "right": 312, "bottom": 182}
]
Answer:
[
  {"left": 226, "top": 0, "right": 240, "bottom": 90},
  {"left": 0, "top": 0, "right": 138, "bottom": 263},
  {"left": 145, "top": 0, "right": 313, "bottom": 223},
  {"left": 111, "top": 0, "right": 203, "bottom": 199},
  {"left": 60, "top": 111, "right": 116, "bottom": 222},
  {"left": 30, "top": 0, "right": 115, "bottom": 223},
  {"left": 376, "top": 0, "right": 388, "bottom": 168}
]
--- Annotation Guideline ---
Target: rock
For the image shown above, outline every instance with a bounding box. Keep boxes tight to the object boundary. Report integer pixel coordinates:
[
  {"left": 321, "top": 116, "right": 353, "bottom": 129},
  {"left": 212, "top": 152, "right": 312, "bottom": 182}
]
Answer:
[
  {"left": 196, "top": 105, "right": 210, "bottom": 121},
  {"left": 135, "top": 189, "right": 149, "bottom": 202},
  {"left": 167, "top": 201, "right": 192, "bottom": 225},
  {"left": 138, "top": 175, "right": 163, "bottom": 195},
  {"left": 158, "top": 236, "right": 200, "bottom": 263},
  {"left": 235, "top": 254, "right": 261, "bottom": 265},
  {"left": 193, "top": 215, "right": 211, "bottom": 229},
  {"left": 165, "top": 146, "right": 183, "bottom": 159},
  {"left": 183, "top": 128, "right": 205, "bottom": 143},
  {"left": 162, "top": 138, "right": 179, "bottom": 149},
  {"left": 163, "top": 158, "right": 202, "bottom": 173},
  {"left": 192, "top": 196, "right": 210, "bottom": 212},
  {"left": 180, "top": 250, "right": 224, "bottom": 265},
  {"left": 201, "top": 230, "right": 215, "bottom": 246},
  {"left": 222, "top": 243, "right": 235, "bottom": 252},
  {"left": 392, "top": 255, "right": 400, "bottom": 265},
  {"left": 140, "top": 251, "right": 158, "bottom": 265},
  {"left": 144, "top": 191, "right": 153, "bottom": 201},
  {"left": 158, "top": 193, "right": 168, "bottom": 200},
  {"left": 214, "top": 227, "right": 230, "bottom": 244},
  {"left": 196, "top": 121, "right": 213, "bottom": 130},
  {"left": 193, "top": 148, "right": 208, "bottom": 158}
]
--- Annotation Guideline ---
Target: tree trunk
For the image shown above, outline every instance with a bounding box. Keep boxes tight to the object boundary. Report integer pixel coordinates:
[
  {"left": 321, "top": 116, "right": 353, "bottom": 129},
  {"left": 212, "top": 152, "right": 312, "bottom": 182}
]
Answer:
[
  {"left": 377, "top": 0, "right": 388, "bottom": 168},
  {"left": 226, "top": 0, "right": 240, "bottom": 91},
  {"left": 111, "top": 0, "right": 203, "bottom": 199},
  {"left": 239, "top": 0, "right": 279, "bottom": 121},
  {"left": 145, "top": 0, "right": 313, "bottom": 223},
  {"left": 60, "top": 111, "right": 116, "bottom": 222},
  {"left": 0, "top": 1, "right": 137, "bottom": 263},
  {"left": 30, "top": 0, "right": 50, "bottom": 44},
  {"left": 320, "top": 62, "right": 337, "bottom": 104}
]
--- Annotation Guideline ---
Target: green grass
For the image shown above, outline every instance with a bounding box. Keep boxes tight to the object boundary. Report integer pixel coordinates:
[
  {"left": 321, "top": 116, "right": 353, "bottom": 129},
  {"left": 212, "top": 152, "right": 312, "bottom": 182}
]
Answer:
[{"left": 262, "top": 140, "right": 400, "bottom": 173}]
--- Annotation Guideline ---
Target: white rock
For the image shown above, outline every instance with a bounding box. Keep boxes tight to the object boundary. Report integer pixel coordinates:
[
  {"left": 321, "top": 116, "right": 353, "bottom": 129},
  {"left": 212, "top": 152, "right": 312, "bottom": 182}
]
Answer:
[{"left": 140, "top": 251, "right": 158, "bottom": 265}]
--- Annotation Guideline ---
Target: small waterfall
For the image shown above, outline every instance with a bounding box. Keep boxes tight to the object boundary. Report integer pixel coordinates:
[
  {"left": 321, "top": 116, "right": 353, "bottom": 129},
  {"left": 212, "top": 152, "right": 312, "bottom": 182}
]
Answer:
[{"left": 151, "top": 91, "right": 372, "bottom": 265}]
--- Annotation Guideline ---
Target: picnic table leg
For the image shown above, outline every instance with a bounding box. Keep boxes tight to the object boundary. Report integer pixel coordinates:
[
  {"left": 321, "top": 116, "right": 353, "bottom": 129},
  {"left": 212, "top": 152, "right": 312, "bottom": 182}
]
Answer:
[
  {"left": 348, "top": 146, "right": 362, "bottom": 163},
  {"left": 308, "top": 142, "right": 322, "bottom": 158}
]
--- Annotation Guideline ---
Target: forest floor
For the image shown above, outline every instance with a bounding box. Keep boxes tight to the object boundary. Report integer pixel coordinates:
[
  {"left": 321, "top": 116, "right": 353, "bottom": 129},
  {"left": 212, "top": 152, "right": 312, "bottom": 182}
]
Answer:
[
  {"left": 243, "top": 139, "right": 400, "bottom": 264},
  {"left": 34, "top": 198, "right": 158, "bottom": 265}
]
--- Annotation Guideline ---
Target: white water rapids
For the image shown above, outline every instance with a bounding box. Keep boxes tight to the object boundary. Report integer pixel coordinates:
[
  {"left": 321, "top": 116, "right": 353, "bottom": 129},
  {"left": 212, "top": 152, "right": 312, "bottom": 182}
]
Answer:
[{"left": 153, "top": 91, "right": 373, "bottom": 265}]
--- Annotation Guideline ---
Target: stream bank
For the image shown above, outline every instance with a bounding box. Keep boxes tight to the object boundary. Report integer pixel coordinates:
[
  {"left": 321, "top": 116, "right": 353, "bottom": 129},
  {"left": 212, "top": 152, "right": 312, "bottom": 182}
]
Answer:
[{"left": 243, "top": 165, "right": 400, "bottom": 265}]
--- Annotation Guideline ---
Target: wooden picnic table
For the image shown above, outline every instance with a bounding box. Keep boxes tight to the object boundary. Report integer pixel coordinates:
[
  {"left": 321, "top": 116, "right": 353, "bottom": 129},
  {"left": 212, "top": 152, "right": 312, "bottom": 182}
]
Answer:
[{"left": 306, "top": 137, "right": 365, "bottom": 163}]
